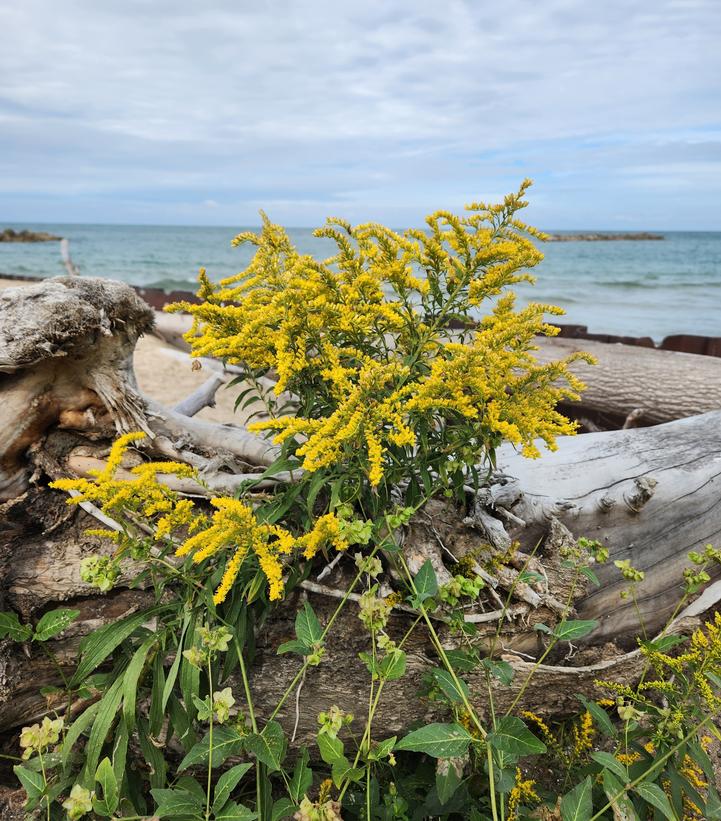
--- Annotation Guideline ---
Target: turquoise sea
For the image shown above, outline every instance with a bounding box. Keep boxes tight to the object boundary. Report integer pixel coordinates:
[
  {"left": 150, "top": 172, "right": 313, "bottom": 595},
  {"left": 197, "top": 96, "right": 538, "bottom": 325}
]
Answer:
[{"left": 1, "top": 224, "right": 720, "bottom": 341}]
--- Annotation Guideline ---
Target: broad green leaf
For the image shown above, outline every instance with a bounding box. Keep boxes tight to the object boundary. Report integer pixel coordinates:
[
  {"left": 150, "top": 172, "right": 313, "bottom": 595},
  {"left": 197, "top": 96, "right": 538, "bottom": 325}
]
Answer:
[
  {"left": 216, "top": 801, "right": 258, "bottom": 820},
  {"left": 590, "top": 751, "right": 628, "bottom": 781},
  {"left": 633, "top": 781, "right": 676, "bottom": 820},
  {"left": 444, "top": 649, "right": 478, "bottom": 673},
  {"left": 331, "top": 756, "right": 363, "bottom": 788},
  {"left": 271, "top": 797, "right": 296, "bottom": 821},
  {"left": 0, "top": 611, "right": 32, "bottom": 642},
  {"left": 379, "top": 650, "right": 406, "bottom": 681},
  {"left": 317, "top": 732, "right": 344, "bottom": 765},
  {"left": 553, "top": 620, "right": 599, "bottom": 641},
  {"left": 34, "top": 608, "right": 80, "bottom": 641},
  {"left": 212, "top": 763, "right": 253, "bottom": 814},
  {"left": 71, "top": 607, "right": 164, "bottom": 687},
  {"left": 277, "top": 639, "right": 310, "bottom": 656},
  {"left": 13, "top": 764, "right": 44, "bottom": 799},
  {"left": 488, "top": 716, "right": 546, "bottom": 756},
  {"left": 433, "top": 668, "right": 470, "bottom": 703},
  {"left": 244, "top": 721, "right": 286, "bottom": 773},
  {"left": 151, "top": 787, "right": 203, "bottom": 819},
  {"left": 95, "top": 757, "right": 119, "bottom": 814},
  {"left": 178, "top": 726, "right": 244, "bottom": 771},
  {"left": 580, "top": 566, "right": 600, "bottom": 587},
  {"left": 368, "top": 736, "right": 397, "bottom": 761},
  {"left": 395, "top": 723, "right": 472, "bottom": 758},
  {"left": 411, "top": 559, "right": 438, "bottom": 604},
  {"left": 481, "top": 658, "right": 515, "bottom": 685},
  {"left": 602, "top": 769, "right": 638, "bottom": 820},
  {"left": 295, "top": 602, "right": 322, "bottom": 648},
  {"left": 436, "top": 759, "right": 463, "bottom": 805},
  {"left": 560, "top": 775, "right": 593, "bottom": 821}
]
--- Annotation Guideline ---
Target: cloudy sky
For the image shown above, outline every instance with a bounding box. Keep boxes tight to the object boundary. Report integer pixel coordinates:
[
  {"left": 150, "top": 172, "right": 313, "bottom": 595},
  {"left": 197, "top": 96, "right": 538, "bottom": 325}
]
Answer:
[{"left": 1, "top": 0, "right": 720, "bottom": 228}]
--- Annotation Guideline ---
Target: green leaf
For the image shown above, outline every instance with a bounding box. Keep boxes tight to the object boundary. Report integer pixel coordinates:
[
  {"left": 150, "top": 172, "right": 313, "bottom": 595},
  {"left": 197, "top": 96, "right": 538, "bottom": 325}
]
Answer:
[
  {"left": 0, "top": 611, "right": 32, "bottom": 642},
  {"left": 580, "top": 566, "right": 600, "bottom": 587},
  {"left": 436, "top": 759, "right": 463, "bottom": 805},
  {"left": 244, "top": 721, "right": 286, "bottom": 773},
  {"left": 277, "top": 639, "right": 310, "bottom": 656},
  {"left": 411, "top": 559, "right": 438, "bottom": 604},
  {"left": 71, "top": 607, "right": 164, "bottom": 687},
  {"left": 395, "top": 723, "right": 472, "bottom": 758},
  {"left": 368, "top": 736, "right": 397, "bottom": 762},
  {"left": 488, "top": 716, "right": 546, "bottom": 756},
  {"left": 271, "top": 797, "right": 296, "bottom": 821},
  {"left": 433, "top": 669, "right": 470, "bottom": 703},
  {"left": 633, "top": 781, "right": 676, "bottom": 820},
  {"left": 163, "top": 613, "right": 190, "bottom": 711},
  {"left": 82, "top": 675, "right": 125, "bottom": 782},
  {"left": 61, "top": 702, "right": 101, "bottom": 769},
  {"left": 295, "top": 601, "right": 322, "bottom": 647},
  {"left": 216, "top": 801, "right": 258, "bottom": 820},
  {"left": 590, "top": 751, "right": 628, "bottom": 781},
  {"left": 576, "top": 696, "right": 617, "bottom": 739},
  {"left": 553, "top": 620, "right": 599, "bottom": 641},
  {"left": 289, "top": 748, "right": 313, "bottom": 803},
  {"left": 212, "top": 763, "right": 253, "bottom": 814},
  {"left": 178, "top": 726, "right": 244, "bottom": 771},
  {"left": 34, "top": 608, "right": 80, "bottom": 641},
  {"left": 151, "top": 787, "right": 203, "bottom": 819},
  {"left": 560, "top": 775, "right": 593, "bottom": 821},
  {"left": 138, "top": 717, "right": 167, "bottom": 791},
  {"left": 379, "top": 650, "right": 406, "bottom": 681},
  {"left": 95, "top": 757, "right": 119, "bottom": 814},
  {"left": 481, "top": 658, "right": 515, "bottom": 685},
  {"left": 331, "top": 756, "right": 363, "bottom": 788},
  {"left": 602, "top": 770, "right": 638, "bottom": 821},
  {"left": 317, "top": 732, "right": 344, "bottom": 765},
  {"left": 13, "top": 764, "right": 44, "bottom": 799},
  {"left": 123, "top": 634, "right": 157, "bottom": 732},
  {"left": 111, "top": 716, "right": 129, "bottom": 791}
]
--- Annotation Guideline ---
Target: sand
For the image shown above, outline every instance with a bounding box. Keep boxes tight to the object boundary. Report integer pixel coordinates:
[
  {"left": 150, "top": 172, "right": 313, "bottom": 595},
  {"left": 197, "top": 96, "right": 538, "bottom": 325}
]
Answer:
[{"left": 0, "top": 276, "right": 244, "bottom": 425}]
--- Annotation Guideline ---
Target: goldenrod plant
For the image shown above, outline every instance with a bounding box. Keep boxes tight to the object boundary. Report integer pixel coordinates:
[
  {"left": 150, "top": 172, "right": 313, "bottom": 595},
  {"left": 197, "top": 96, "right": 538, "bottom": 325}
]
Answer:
[{"left": 3, "top": 183, "right": 720, "bottom": 820}]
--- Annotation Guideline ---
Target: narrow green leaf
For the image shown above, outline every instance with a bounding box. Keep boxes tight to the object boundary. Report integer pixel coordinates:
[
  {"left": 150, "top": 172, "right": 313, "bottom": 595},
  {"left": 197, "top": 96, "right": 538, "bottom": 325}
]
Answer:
[
  {"left": 82, "top": 676, "right": 124, "bottom": 782},
  {"left": 123, "top": 634, "right": 157, "bottom": 732},
  {"left": 95, "top": 757, "right": 119, "bottom": 814},
  {"left": 138, "top": 717, "right": 167, "bottom": 790},
  {"left": 577, "top": 696, "right": 617, "bottom": 739},
  {"left": 162, "top": 614, "right": 190, "bottom": 711},
  {"left": 212, "top": 763, "right": 253, "bottom": 814},
  {"left": 560, "top": 775, "right": 593, "bottom": 821},
  {"left": 61, "top": 702, "right": 100, "bottom": 769},
  {"left": 395, "top": 723, "right": 472, "bottom": 758},
  {"left": 34, "top": 608, "right": 80, "bottom": 641},
  {"left": 553, "top": 620, "right": 599, "bottom": 641},
  {"left": 71, "top": 607, "right": 163, "bottom": 687},
  {"left": 488, "top": 716, "right": 546, "bottom": 756},
  {"left": 633, "top": 781, "right": 676, "bottom": 820},
  {"left": 289, "top": 748, "right": 312, "bottom": 803}
]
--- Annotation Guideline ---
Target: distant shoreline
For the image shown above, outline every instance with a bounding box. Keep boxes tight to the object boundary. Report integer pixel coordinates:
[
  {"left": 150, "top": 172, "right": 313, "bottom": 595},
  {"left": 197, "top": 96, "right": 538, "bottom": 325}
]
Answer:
[
  {"left": 0, "top": 228, "right": 62, "bottom": 242},
  {"left": 545, "top": 232, "right": 664, "bottom": 241}
]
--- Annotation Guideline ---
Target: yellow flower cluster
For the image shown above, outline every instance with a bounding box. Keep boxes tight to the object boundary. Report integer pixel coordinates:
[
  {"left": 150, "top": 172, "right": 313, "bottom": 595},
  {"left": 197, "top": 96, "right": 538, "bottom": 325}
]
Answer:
[
  {"left": 51, "top": 432, "right": 347, "bottom": 604},
  {"left": 507, "top": 767, "right": 539, "bottom": 821},
  {"left": 571, "top": 710, "right": 594, "bottom": 758},
  {"left": 169, "top": 182, "right": 590, "bottom": 488}
]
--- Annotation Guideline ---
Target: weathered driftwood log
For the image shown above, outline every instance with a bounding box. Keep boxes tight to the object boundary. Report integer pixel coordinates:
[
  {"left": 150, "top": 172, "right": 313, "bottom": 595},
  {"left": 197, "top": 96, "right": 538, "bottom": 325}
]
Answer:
[
  {"left": 535, "top": 336, "right": 721, "bottom": 427},
  {"left": 0, "top": 278, "right": 276, "bottom": 502},
  {"left": 2, "top": 276, "right": 721, "bottom": 745}
]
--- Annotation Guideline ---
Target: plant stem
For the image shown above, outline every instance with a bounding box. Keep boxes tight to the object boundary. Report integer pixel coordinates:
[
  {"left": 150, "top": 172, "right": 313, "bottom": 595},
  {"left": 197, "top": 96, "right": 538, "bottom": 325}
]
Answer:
[
  {"left": 38, "top": 750, "right": 50, "bottom": 821},
  {"left": 205, "top": 659, "right": 214, "bottom": 821}
]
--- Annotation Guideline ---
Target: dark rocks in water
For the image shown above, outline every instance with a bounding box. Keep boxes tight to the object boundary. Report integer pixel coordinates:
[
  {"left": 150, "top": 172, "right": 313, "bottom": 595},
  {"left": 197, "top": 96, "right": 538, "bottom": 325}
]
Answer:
[
  {"left": 0, "top": 228, "right": 62, "bottom": 242},
  {"left": 546, "top": 232, "right": 664, "bottom": 242},
  {"left": 554, "top": 323, "right": 721, "bottom": 359}
]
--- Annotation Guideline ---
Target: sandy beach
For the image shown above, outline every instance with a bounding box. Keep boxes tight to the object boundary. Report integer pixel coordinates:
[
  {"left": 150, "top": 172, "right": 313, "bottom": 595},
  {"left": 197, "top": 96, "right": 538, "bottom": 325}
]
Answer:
[{"left": 0, "top": 275, "right": 243, "bottom": 425}]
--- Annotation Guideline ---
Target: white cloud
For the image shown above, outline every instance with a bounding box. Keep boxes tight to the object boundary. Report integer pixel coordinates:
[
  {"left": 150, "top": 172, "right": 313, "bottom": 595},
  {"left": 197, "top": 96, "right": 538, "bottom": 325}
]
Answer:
[{"left": 0, "top": 0, "right": 720, "bottom": 225}]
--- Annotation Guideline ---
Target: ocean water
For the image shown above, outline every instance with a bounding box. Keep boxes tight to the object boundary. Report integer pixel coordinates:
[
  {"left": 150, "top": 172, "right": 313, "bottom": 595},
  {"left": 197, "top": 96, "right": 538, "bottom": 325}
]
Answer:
[{"left": 1, "top": 223, "right": 720, "bottom": 341}]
